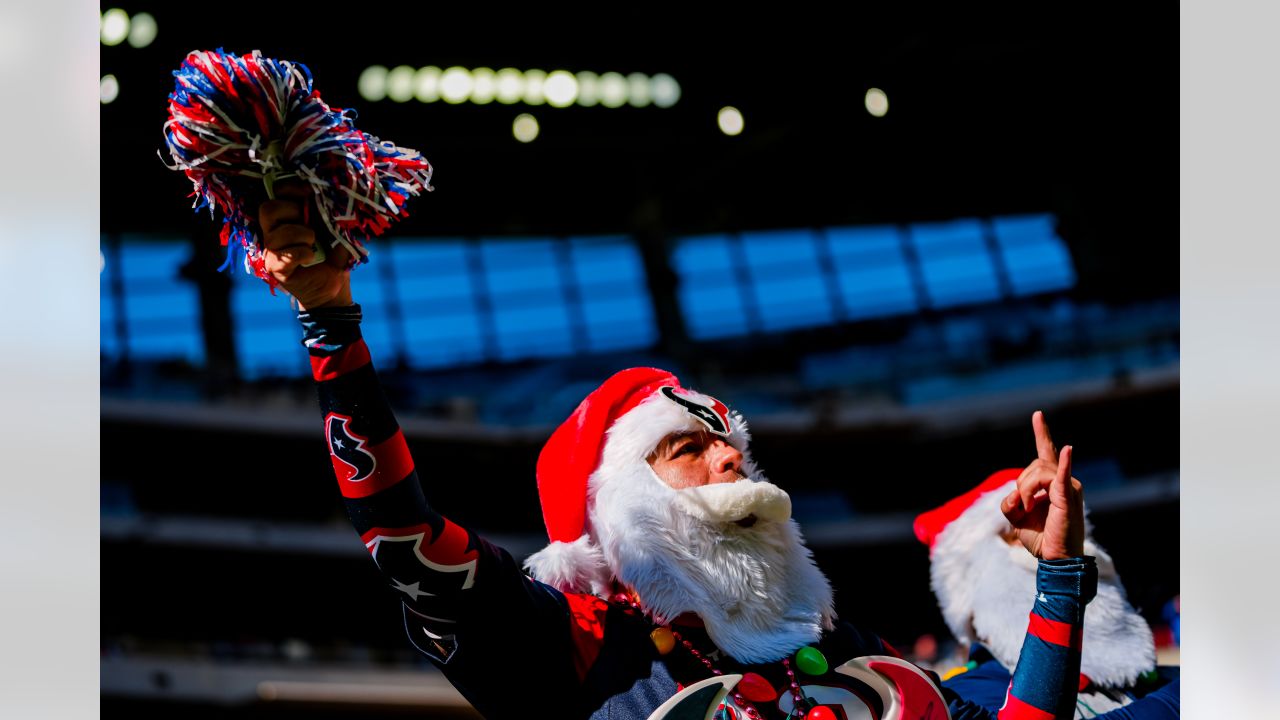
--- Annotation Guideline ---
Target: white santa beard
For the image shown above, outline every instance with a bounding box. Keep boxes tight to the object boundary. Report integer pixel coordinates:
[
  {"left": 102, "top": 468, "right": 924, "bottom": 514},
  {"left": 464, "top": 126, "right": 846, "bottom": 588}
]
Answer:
[
  {"left": 590, "top": 465, "right": 836, "bottom": 664},
  {"left": 965, "top": 538, "right": 1156, "bottom": 689}
]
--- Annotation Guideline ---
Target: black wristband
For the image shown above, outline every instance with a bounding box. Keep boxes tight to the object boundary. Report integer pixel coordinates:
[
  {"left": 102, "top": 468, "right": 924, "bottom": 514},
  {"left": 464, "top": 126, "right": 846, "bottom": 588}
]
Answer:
[{"left": 298, "top": 303, "right": 363, "bottom": 354}]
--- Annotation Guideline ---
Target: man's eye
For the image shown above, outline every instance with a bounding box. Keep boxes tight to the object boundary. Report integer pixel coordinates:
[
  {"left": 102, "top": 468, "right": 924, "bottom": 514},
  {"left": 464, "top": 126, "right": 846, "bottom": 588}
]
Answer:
[{"left": 675, "top": 442, "right": 700, "bottom": 457}]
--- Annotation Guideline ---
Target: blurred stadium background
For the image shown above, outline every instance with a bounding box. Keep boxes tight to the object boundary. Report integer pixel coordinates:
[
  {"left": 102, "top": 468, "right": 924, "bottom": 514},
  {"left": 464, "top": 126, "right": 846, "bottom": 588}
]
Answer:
[{"left": 100, "top": 8, "right": 1176, "bottom": 717}]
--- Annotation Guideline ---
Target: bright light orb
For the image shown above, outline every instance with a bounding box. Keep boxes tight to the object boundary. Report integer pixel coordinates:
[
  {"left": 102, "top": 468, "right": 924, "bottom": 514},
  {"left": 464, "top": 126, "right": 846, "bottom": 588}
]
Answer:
[
  {"left": 544, "top": 70, "right": 579, "bottom": 108},
  {"left": 440, "top": 66, "right": 473, "bottom": 104},
  {"left": 414, "top": 66, "right": 441, "bottom": 103},
  {"left": 513, "top": 113, "right": 539, "bottom": 143},
  {"left": 865, "top": 87, "right": 889, "bottom": 117},
  {"left": 357, "top": 66, "right": 388, "bottom": 102},
  {"left": 127, "top": 12, "right": 157, "bottom": 48},
  {"left": 386, "top": 65, "right": 416, "bottom": 103},
  {"left": 100, "top": 74, "right": 119, "bottom": 104},
  {"left": 576, "top": 71, "right": 600, "bottom": 107},
  {"left": 599, "top": 72, "right": 627, "bottom": 108},
  {"left": 651, "top": 73, "right": 681, "bottom": 108},
  {"left": 470, "top": 67, "right": 497, "bottom": 104},
  {"left": 495, "top": 68, "right": 524, "bottom": 104},
  {"left": 626, "top": 73, "right": 651, "bottom": 108},
  {"left": 100, "top": 8, "right": 129, "bottom": 46},
  {"left": 717, "top": 106, "right": 744, "bottom": 136},
  {"left": 522, "top": 69, "right": 547, "bottom": 105}
]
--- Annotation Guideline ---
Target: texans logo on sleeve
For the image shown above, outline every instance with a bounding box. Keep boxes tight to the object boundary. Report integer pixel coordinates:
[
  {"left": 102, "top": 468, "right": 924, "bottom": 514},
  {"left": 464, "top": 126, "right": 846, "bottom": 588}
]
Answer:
[
  {"left": 326, "top": 412, "right": 377, "bottom": 483},
  {"left": 660, "top": 386, "right": 733, "bottom": 437}
]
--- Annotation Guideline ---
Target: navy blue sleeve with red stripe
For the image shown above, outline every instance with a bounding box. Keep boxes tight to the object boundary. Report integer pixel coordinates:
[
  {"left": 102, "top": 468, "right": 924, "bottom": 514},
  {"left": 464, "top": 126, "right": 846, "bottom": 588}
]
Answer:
[
  {"left": 942, "top": 558, "right": 1098, "bottom": 720},
  {"left": 300, "top": 305, "right": 483, "bottom": 625},
  {"left": 997, "top": 556, "right": 1099, "bottom": 720},
  {"left": 298, "top": 305, "right": 583, "bottom": 715}
]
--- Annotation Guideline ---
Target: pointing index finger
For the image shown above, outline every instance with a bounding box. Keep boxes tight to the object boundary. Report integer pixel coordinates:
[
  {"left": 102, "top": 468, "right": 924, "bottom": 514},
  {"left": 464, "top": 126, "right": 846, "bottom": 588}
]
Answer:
[{"left": 1033, "top": 410, "right": 1059, "bottom": 463}]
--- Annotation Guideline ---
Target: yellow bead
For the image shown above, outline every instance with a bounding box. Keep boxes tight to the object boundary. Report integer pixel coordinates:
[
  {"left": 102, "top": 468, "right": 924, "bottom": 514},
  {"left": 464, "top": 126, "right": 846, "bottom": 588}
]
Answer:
[{"left": 650, "top": 626, "right": 676, "bottom": 655}]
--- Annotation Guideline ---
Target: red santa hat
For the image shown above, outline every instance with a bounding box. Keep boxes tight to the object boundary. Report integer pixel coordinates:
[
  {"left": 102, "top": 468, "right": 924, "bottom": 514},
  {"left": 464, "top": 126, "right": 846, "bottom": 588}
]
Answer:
[
  {"left": 914, "top": 469, "right": 1156, "bottom": 688},
  {"left": 913, "top": 468, "right": 1024, "bottom": 553},
  {"left": 523, "top": 367, "right": 750, "bottom": 595}
]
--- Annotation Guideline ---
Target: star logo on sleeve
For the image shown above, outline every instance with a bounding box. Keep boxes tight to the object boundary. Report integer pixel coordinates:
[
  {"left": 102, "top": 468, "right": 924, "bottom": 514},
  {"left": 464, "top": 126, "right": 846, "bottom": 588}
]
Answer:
[
  {"left": 391, "top": 578, "right": 435, "bottom": 602},
  {"left": 325, "top": 412, "right": 377, "bottom": 483}
]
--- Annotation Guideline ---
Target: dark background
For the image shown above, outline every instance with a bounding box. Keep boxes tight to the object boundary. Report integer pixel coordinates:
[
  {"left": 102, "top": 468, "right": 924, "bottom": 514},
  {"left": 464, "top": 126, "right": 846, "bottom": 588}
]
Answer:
[{"left": 101, "top": 6, "right": 1176, "bottom": 717}]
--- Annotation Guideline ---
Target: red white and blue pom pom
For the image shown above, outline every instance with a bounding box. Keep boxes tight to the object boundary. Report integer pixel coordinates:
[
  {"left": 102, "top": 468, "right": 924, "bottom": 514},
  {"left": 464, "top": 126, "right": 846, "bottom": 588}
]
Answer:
[{"left": 161, "top": 48, "right": 433, "bottom": 287}]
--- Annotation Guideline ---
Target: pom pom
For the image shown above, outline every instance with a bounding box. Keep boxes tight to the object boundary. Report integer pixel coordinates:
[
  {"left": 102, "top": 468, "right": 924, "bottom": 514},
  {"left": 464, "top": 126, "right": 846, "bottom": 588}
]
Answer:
[
  {"left": 522, "top": 534, "right": 610, "bottom": 595},
  {"left": 161, "top": 48, "right": 433, "bottom": 288}
]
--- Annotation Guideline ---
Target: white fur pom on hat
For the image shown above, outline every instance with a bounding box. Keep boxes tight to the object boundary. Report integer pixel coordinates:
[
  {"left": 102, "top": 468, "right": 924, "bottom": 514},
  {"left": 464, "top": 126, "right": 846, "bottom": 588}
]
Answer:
[{"left": 523, "top": 367, "right": 748, "bottom": 595}]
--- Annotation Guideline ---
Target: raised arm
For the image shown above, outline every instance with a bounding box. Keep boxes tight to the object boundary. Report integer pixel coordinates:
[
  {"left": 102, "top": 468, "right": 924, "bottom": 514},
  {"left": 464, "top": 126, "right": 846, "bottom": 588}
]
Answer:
[
  {"left": 300, "top": 304, "right": 485, "bottom": 648},
  {"left": 253, "top": 183, "right": 488, "bottom": 645},
  {"left": 994, "top": 413, "right": 1098, "bottom": 720},
  {"left": 258, "top": 193, "right": 585, "bottom": 715}
]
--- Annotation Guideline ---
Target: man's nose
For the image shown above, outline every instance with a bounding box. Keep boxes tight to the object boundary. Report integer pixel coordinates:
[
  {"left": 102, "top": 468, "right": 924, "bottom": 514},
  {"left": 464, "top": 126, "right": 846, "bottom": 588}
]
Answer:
[{"left": 708, "top": 440, "right": 743, "bottom": 482}]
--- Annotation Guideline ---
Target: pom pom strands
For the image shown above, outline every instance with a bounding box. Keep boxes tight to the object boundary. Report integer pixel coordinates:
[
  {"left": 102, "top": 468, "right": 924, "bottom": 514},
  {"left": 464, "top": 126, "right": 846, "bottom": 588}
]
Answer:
[{"left": 162, "top": 49, "right": 433, "bottom": 287}]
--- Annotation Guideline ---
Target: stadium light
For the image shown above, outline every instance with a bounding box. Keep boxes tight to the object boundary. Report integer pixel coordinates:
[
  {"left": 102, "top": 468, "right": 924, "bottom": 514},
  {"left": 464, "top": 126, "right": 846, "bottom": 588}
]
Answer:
[
  {"left": 100, "top": 74, "right": 119, "bottom": 104},
  {"left": 495, "top": 68, "right": 524, "bottom": 104},
  {"left": 386, "top": 65, "right": 415, "bottom": 103},
  {"left": 513, "top": 113, "right": 539, "bottom": 143},
  {"left": 355, "top": 63, "right": 680, "bottom": 109},
  {"left": 544, "top": 70, "right": 579, "bottom": 108},
  {"left": 127, "top": 12, "right": 157, "bottom": 48},
  {"left": 599, "top": 72, "right": 627, "bottom": 108},
  {"left": 522, "top": 69, "right": 547, "bottom": 105},
  {"left": 440, "top": 66, "right": 472, "bottom": 104},
  {"left": 865, "top": 87, "right": 889, "bottom": 117},
  {"left": 100, "top": 8, "right": 128, "bottom": 46},
  {"left": 357, "top": 66, "right": 388, "bottom": 102},
  {"left": 576, "top": 71, "right": 600, "bottom": 107},
  {"left": 414, "top": 66, "right": 441, "bottom": 103},
  {"left": 651, "top": 73, "right": 681, "bottom": 108},
  {"left": 471, "top": 67, "right": 497, "bottom": 104},
  {"left": 626, "top": 73, "right": 651, "bottom": 108},
  {"left": 718, "top": 106, "right": 744, "bottom": 136}
]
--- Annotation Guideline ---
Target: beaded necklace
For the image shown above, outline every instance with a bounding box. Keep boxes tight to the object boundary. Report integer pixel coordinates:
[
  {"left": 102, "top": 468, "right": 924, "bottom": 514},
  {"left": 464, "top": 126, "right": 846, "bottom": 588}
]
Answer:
[{"left": 616, "top": 594, "right": 819, "bottom": 720}]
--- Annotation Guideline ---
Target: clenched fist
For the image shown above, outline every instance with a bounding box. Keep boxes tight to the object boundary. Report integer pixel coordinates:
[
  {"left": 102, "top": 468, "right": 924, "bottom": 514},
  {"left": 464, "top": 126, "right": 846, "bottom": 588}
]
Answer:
[
  {"left": 257, "top": 179, "right": 353, "bottom": 310},
  {"left": 1001, "top": 411, "right": 1086, "bottom": 561}
]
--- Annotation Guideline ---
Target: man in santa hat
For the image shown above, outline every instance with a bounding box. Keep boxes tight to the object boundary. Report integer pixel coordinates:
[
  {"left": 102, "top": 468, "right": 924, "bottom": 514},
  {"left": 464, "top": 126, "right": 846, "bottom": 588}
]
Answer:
[
  {"left": 258, "top": 190, "right": 1102, "bottom": 719},
  {"left": 915, "top": 467, "right": 1181, "bottom": 718}
]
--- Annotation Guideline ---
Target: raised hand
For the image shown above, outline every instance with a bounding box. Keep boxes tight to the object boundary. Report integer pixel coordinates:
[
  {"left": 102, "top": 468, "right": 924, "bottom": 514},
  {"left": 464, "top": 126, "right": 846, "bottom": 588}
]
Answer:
[
  {"left": 1001, "top": 411, "right": 1086, "bottom": 560},
  {"left": 258, "top": 179, "right": 353, "bottom": 309}
]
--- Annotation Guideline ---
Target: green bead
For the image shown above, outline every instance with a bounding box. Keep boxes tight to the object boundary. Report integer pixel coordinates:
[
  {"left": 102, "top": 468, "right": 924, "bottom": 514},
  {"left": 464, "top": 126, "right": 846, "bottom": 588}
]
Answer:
[
  {"left": 795, "top": 645, "right": 829, "bottom": 675},
  {"left": 1140, "top": 669, "right": 1159, "bottom": 683}
]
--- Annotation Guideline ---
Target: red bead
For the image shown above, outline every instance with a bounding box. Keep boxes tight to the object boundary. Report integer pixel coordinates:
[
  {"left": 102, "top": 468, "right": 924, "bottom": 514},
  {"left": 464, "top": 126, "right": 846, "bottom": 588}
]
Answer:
[
  {"left": 805, "top": 707, "right": 839, "bottom": 720},
  {"left": 735, "top": 672, "right": 778, "bottom": 703}
]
